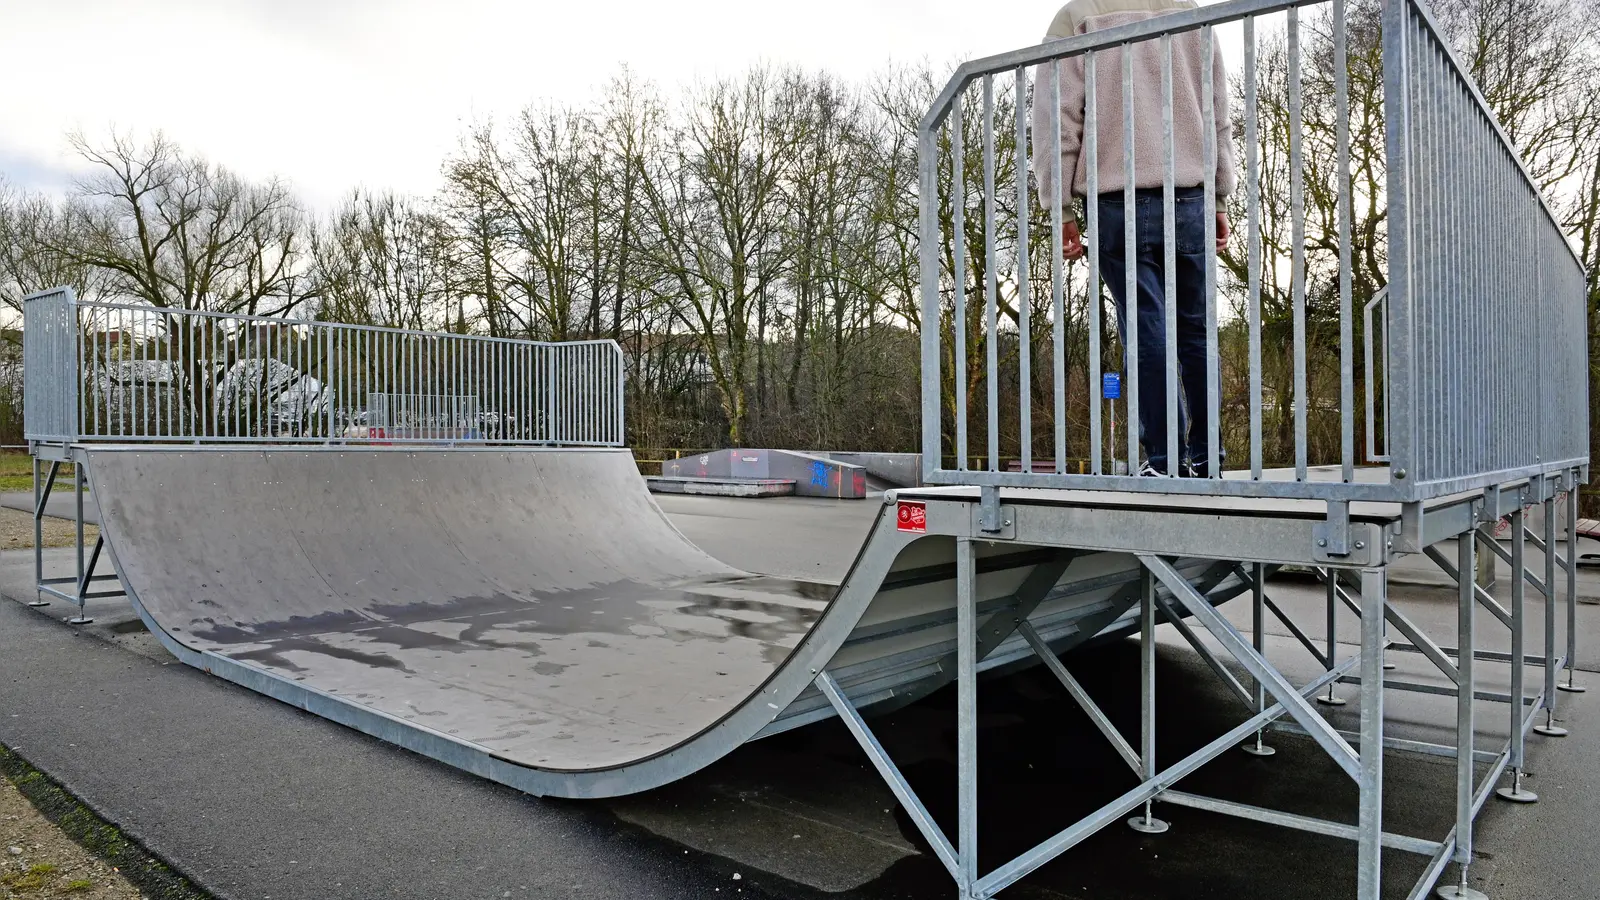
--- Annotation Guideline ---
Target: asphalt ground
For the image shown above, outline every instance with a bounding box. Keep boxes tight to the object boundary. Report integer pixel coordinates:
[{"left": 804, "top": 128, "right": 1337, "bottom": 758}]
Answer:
[{"left": 1, "top": 491, "right": 1596, "bottom": 899}]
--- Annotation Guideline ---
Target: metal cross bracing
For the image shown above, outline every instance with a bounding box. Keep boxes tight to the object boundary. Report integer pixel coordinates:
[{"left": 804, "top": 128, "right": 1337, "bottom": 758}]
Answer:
[
  {"left": 816, "top": 468, "right": 1585, "bottom": 899},
  {"left": 26, "top": 447, "right": 124, "bottom": 623}
]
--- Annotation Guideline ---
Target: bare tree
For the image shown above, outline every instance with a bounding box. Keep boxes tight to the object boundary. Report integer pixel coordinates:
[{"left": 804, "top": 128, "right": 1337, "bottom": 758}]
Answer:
[
  {"left": 63, "top": 132, "right": 310, "bottom": 315},
  {"left": 638, "top": 69, "right": 802, "bottom": 444}
]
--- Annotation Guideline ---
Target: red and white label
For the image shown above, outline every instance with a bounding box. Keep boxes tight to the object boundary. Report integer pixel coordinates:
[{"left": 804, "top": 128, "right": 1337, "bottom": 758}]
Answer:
[{"left": 896, "top": 500, "right": 927, "bottom": 533}]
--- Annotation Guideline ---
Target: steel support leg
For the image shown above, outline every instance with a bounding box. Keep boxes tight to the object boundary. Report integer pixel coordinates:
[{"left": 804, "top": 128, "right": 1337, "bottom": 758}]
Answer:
[
  {"left": 1317, "top": 571, "right": 1346, "bottom": 706},
  {"left": 67, "top": 462, "right": 92, "bottom": 625},
  {"left": 1128, "top": 567, "right": 1168, "bottom": 834},
  {"left": 1542, "top": 494, "right": 1559, "bottom": 711},
  {"left": 29, "top": 457, "right": 49, "bottom": 606},
  {"left": 1559, "top": 479, "right": 1584, "bottom": 694},
  {"left": 1242, "top": 562, "right": 1276, "bottom": 757},
  {"left": 956, "top": 537, "right": 979, "bottom": 896},
  {"left": 1356, "top": 567, "right": 1385, "bottom": 900},
  {"left": 1496, "top": 509, "right": 1536, "bottom": 803},
  {"left": 1438, "top": 534, "right": 1488, "bottom": 900}
]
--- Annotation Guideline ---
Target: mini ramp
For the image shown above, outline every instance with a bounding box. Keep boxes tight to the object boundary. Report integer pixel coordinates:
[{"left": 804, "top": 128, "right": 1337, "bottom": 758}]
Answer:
[{"left": 83, "top": 446, "right": 1248, "bottom": 799}]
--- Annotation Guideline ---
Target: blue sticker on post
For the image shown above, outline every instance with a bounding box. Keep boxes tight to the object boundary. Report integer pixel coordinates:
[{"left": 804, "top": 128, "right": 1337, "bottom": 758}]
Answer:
[{"left": 1102, "top": 372, "right": 1122, "bottom": 400}]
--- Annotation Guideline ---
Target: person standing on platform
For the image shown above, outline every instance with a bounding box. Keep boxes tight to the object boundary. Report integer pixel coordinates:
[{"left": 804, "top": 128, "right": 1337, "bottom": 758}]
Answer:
[{"left": 1031, "top": 0, "right": 1236, "bottom": 477}]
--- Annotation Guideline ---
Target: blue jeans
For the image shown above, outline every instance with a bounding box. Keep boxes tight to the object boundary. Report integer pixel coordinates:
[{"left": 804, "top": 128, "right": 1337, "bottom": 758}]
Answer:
[{"left": 1096, "top": 186, "right": 1217, "bottom": 474}]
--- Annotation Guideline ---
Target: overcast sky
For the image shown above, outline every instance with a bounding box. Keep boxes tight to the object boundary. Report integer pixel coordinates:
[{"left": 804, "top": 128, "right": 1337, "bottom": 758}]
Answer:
[
  {"left": 3, "top": 0, "right": 1253, "bottom": 212},
  {"left": 0, "top": 0, "right": 1091, "bottom": 209}
]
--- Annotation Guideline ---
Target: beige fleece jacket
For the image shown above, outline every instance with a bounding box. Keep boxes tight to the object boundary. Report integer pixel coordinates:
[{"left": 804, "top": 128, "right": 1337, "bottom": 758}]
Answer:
[{"left": 1030, "top": 0, "right": 1237, "bottom": 210}]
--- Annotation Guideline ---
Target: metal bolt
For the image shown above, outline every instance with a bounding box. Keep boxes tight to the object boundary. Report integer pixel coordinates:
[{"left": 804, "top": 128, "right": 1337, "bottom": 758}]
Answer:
[
  {"left": 1355, "top": 541, "right": 1365, "bottom": 550},
  {"left": 1395, "top": 469, "right": 1406, "bottom": 479},
  {"left": 1318, "top": 539, "right": 1327, "bottom": 547}
]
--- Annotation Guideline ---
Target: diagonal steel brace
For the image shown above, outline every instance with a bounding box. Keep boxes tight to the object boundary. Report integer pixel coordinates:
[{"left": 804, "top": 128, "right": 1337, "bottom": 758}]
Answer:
[{"left": 1140, "top": 555, "right": 1361, "bottom": 782}]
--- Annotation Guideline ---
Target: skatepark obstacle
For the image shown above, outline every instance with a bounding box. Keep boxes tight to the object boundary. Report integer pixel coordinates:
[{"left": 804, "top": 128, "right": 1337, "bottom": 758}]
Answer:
[{"left": 17, "top": 0, "right": 1593, "bottom": 894}]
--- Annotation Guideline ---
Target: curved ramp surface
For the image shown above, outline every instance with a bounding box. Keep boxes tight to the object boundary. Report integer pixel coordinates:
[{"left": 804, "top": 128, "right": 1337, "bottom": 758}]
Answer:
[{"left": 87, "top": 447, "right": 1244, "bottom": 798}]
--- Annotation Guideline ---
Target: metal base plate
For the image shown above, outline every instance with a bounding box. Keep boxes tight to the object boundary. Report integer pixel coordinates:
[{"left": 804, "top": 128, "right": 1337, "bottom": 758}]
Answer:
[
  {"left": 1557, "top": 682, "right": 1587, "bottom": 694},
  {"left": 26, "top": 599, "right": 49, "bottom": 607},
  {"left": 1315, "top": 694, "right": 1348, "bottom": 707},
  {"left": 1240, "top": 741, "right": 1277, "bottom": 757},
  {"left": 1126, "top": 815, "right": 1169, "bottom": 834},
  {"left": 1533, "top": 724, "right": 1569, "bottom": 737},
  {"left": 1436, "top": 885, "right": 1490, "bottom": 900},
  {"left": 66, "top": 616, "right": 94, "bottom": 625},
  {"left": 1495, "top": 786, "right": 1538, "bottom": 804}
]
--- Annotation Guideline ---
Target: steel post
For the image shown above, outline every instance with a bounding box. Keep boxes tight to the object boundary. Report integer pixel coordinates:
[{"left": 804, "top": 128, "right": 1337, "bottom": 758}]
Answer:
[
  {"left": 1242, "top": 562, "right": 1275, "bottom": 755},
  {"left": 1129, "top": 567, "right": 1168, "bottom": 833},
  {"left": 29, "top": 457, "right": 48, "bottom": 607},
  {"left": 1357, "top": 567, "right": 1386, "bottom": 899},
  {"left": 1560, "top": 478, "right": 1584, "bottom": 693},
  {"left": 1317, "top": 570, "right": 1347, "bottom": 706},
  {"left": 1496, "top": 508, "right": 1535, "bottom": 802},
  {"left": 1437, "top": 532, "right": 1488, "bottom": 899},
  {"left": 956, "top": 537, "right": 979, "bottom": 896}
]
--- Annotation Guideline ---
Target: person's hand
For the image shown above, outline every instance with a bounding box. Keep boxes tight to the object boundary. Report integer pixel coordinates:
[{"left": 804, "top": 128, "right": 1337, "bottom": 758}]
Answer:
[
  {"left": 1216, "top": 212, "right": 1231, "bottom": 254},
  {"left": 1062, "top": 220, "right": 1085, "bottom": 260}
]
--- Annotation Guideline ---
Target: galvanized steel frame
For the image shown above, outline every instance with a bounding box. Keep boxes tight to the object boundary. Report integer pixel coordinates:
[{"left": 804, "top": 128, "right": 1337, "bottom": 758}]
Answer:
[{"left": 818, "top": 473, "right": 1582, "bottom": 898}]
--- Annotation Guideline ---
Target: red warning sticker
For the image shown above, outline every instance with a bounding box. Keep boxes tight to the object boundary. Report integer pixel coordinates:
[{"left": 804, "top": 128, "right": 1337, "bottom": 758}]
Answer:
[{"left": 896, "top": 500, "right": 927, "bottom": 533}]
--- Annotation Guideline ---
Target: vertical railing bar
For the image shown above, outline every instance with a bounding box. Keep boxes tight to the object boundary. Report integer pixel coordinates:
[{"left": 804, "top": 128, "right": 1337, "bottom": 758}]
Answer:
[
  {"left": 952, "top": 91, "right": 968, "bottom": 470},
  {"left": 1049, "top": 58, "right": 1066, "bottom": 474},
  {"left": 919, "top": 80, "right": 942, "bottom": 480},
  {"left": 1014, "top": 66, "right": 1033, "bottom": 472},
  {"left": 1288, "top": 6, "right": 1308, "bottom": 481},
  {"left": 1086, "top": 49, "right": 1102, "bottom": 476},
  {"left": 1122, "top": 42, "right": 1139, "bottom": 472},
  {"left": 89, "top": 306, "right": 99, "bottom": 438},
  {"left": 160, "top": 311, "right": 169, "bottom": 438},
  {"left": 134, "top": 308, "right": 143, "bottom": 438},
  {"left": 1201, "top": 25, "right": 1219, "bottom": 479},
  {"left": 1161, "top": 34, "right": 1178, "bottom": 477},
  {"left": 984, "top": 74, "right": 999, "bottom": 472}
]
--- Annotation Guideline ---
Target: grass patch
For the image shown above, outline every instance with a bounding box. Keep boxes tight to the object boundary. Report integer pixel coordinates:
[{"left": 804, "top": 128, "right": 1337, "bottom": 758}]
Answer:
[
  {"left": 0, "top": 451, "right": 84, "bottom": 493},
  {"left": 2, "top": 864, "right": 47, "bottom": 883},
  {"left": 64, "top": 878, "right": 95, "bottom": 892},
  {"left": 0, "top": 452, "right": 78, "bottom": 495},
  {"left": 0, "top": 745, "right": 214, "bottom": 900}
]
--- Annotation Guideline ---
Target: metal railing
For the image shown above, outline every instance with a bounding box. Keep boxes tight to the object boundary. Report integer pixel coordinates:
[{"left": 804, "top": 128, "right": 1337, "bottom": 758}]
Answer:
[
  {"left": 917, "top": 0, "right": 1588, "bottom": 503},
  {"left": 1383, "top": 0, "right": 1589, "bottom": 497},
  {"left": 22, "top": 288, "right": 625, "bottom": 447}
]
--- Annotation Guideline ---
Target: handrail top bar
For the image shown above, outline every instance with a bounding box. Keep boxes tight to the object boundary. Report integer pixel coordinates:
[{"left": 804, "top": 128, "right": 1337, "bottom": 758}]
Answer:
[
  {"left": 918, "top": 0, "right": 1308, "bottom": 134},
  {"left": 32, "top": 292, "right": 623, "bottom": 352}
]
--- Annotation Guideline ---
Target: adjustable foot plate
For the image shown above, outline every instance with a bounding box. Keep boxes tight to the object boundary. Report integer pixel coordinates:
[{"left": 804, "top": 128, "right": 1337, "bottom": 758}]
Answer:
[
  {"left": 1127, "top": 815, "right": 1169, "bottom": 835},
  {"left": 1495, "top": 785, "right": 1538, "bottom": 804}
]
